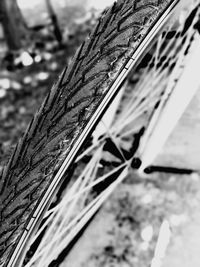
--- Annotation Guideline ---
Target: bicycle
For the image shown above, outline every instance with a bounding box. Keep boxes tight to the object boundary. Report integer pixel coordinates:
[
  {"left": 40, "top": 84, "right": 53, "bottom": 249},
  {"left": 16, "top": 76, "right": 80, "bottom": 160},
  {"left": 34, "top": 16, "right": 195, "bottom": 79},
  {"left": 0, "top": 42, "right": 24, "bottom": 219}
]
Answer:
[{"left": 0, "top": 0, "right": 200, "bottom": 266}]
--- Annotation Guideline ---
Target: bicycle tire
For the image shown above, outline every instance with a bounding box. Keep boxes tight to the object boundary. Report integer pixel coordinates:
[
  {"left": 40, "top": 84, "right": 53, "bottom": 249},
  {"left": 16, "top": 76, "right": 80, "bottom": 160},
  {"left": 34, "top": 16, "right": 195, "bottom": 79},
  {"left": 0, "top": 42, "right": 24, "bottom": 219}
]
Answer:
[{"left": 0, "top": 0, "right": 181, "bottom": 266}]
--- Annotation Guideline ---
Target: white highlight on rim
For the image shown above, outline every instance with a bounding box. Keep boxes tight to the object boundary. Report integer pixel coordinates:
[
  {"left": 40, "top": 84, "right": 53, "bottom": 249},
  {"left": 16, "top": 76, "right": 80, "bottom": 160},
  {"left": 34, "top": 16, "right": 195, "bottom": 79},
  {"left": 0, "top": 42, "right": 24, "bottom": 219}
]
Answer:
[
  {"left": 8, "top": 1, "right": 180, "bottom": 266},
  {"left": 139, "top": 33, "right": 200, "bottom": 171}
]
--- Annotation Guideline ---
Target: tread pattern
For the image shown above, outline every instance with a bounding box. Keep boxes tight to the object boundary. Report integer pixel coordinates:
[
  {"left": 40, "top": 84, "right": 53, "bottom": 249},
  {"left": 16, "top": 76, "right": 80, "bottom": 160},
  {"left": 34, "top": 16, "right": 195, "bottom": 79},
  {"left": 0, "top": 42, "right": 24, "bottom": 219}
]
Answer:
[{"left": 0, "top": 0, "right": 173, "bottom": 265}]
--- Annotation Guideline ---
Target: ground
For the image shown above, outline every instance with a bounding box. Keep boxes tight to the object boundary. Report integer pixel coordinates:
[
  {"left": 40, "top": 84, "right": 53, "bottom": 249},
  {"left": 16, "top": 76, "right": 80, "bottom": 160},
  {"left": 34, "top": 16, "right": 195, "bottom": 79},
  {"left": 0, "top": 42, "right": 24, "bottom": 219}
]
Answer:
[{"left": 60, "top": 171, "right": 200, "bottom": 267}]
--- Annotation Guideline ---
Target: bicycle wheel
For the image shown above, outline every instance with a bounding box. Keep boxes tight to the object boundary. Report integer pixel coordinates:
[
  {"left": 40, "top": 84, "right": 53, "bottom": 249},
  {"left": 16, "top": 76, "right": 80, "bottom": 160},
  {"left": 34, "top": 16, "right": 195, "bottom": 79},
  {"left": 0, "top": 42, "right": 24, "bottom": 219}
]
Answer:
[{"left": 0, "top": 0, "right": 199, "bottom": 266}]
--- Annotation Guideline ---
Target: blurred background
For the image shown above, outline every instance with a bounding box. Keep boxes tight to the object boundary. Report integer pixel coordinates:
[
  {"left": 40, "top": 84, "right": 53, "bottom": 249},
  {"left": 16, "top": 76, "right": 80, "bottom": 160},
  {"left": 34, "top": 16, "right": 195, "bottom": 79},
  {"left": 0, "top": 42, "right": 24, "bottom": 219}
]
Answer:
[{"left": 0, "top": 0, "right": 114, "bottom": 165}]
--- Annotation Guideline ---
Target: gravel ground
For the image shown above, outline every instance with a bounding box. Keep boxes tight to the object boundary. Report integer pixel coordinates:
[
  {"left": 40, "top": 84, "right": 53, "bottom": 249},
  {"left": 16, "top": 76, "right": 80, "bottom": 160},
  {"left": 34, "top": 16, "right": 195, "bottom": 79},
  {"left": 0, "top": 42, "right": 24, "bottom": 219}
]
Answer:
[{"left": 60, "top": 170, "right": 200, "bottom": 267}]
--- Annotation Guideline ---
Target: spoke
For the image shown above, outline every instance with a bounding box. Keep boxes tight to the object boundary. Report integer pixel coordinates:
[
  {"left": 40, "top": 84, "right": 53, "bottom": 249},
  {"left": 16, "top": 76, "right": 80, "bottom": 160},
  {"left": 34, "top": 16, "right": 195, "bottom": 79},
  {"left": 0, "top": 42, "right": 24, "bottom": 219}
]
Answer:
[
  {"left": 100, "top": 120, "right": 127, "bottom": 162},
  {"left": 26, "top": 163, "right": 129, "bottom": 266},
  {"left": 113, "top": 73, "right": 168, "bottom": 136},
  {"left": 114, "top": 67, "right": 168, "bottom": 132},
  {"left": 29, "top": 146, "right": 103, "bottom": 258},
  {"left": 38, "top": 147, "right": 102, "bottom": 252},
  {"left": 139, "top": 32, "right": 200, "bottom": 171},
  {"left": 42, "top": 165, "right": 130, "bottom": 266}
]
